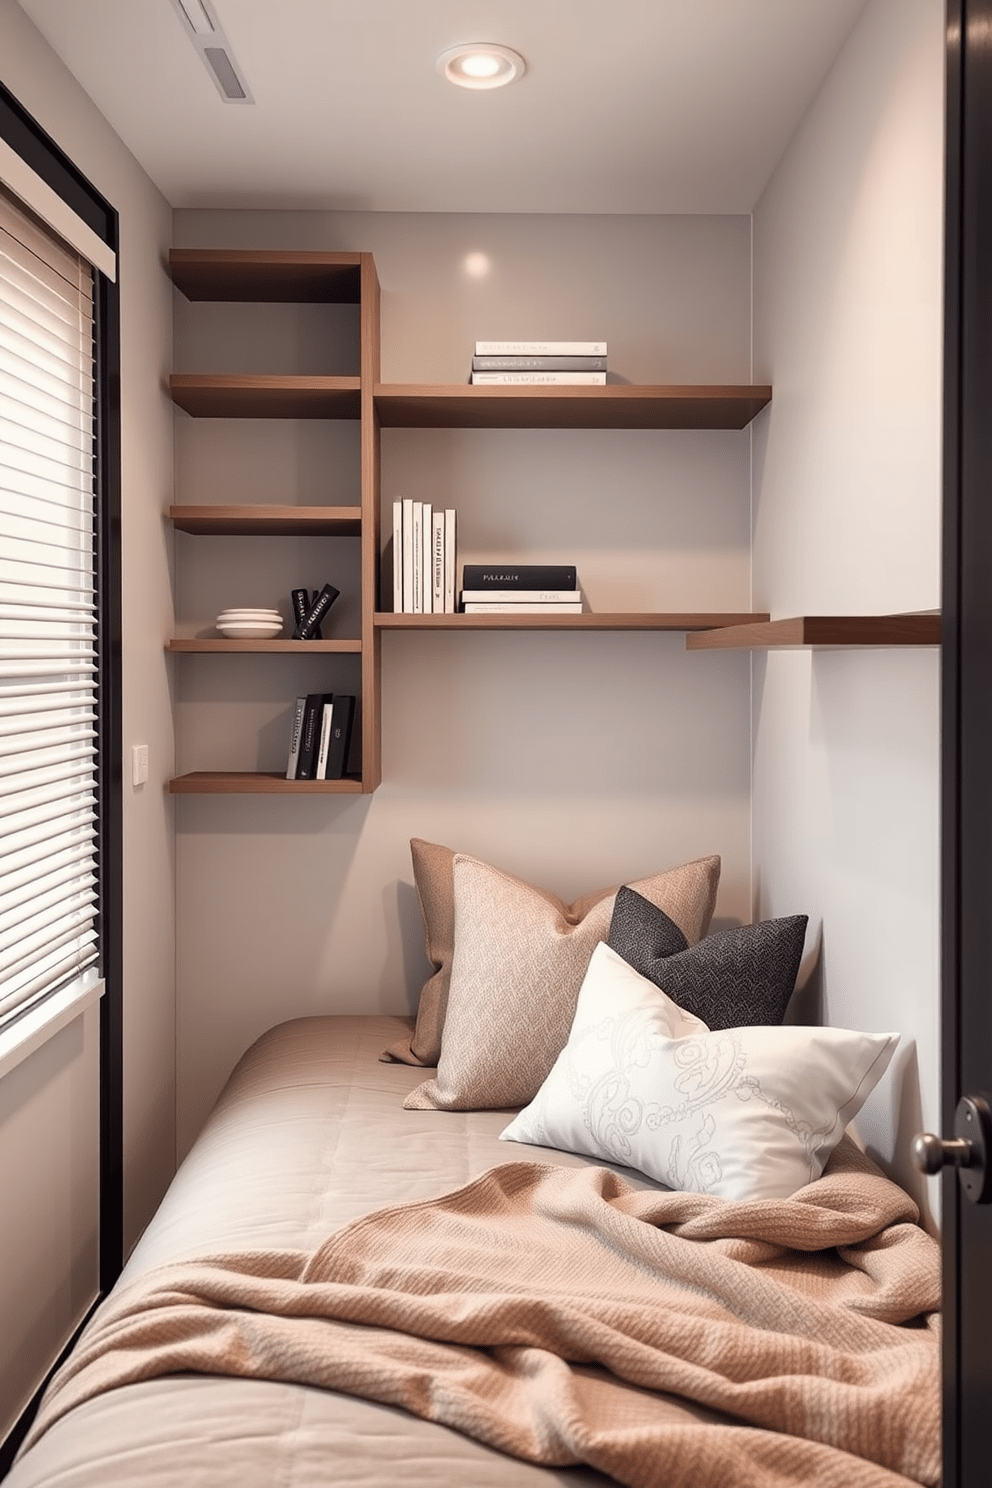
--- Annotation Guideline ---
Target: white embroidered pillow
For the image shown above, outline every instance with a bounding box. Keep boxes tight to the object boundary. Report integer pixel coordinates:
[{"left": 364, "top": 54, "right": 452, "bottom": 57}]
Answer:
[{"left": 501, "top": 942, "right": 898, "bottom": 1202}]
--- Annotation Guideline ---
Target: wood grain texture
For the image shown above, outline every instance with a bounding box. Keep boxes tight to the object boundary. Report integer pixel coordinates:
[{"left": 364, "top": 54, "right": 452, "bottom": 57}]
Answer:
[
  {"left": 166, "top": 639, "right": 362, "bottom": 654},
  {"left": 169, "top": 375, "right": 361, "bottom": 420},
  {"left": 168, "top": 505, "right": 362, "bottom": 536},
  {"left": 374, "top": 612, "right": 770, "bottom": 632},
  {"left": 374, "top": 384, "right": 772, "bottom": 430},
  {"left": 169, "top": 250, "right": 363, "bottom": 303},
  {"left": 685, "top": 614, "right": 942, "bottom": 650},
  {"left": 168, "top": 772, "right": 365, "bottom": 795}
]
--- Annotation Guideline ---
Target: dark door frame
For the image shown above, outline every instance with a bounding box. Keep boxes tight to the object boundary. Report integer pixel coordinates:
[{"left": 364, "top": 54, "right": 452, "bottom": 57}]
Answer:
[{"left": 941, "top": 2, "right": 992, "bottom": 1483}]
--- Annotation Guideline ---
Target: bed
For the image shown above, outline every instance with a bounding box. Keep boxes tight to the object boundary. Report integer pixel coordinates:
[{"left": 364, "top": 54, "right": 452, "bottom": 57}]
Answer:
[{"left": 6, "top": 844, "right": 941, "bottom": 1488}]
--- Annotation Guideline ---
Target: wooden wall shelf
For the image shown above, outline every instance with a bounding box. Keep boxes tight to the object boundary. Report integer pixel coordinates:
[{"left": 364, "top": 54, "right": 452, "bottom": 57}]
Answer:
[
  {"left": 686, "top": 614, "right": 942, "bottom": 650},
  {"left": 166, "top": 248, "right": 775, "bottom": 794},
  {"left": 167, "top": 249, "right": 382, "bottom": 793},
  {"left": 169, "top": 249, "right": 363, "bottom": 303},
  {"left": 169, "top": 375, "right": 361, "bottom": 420},
  {"left": 373, "top": 384, "right": 772, "bottom": 431},
  {"left": 167, "top": 639, "right": 362, "bottom": 654},
  {"left": 169, "top": 772, "right": 364, "bottom": 795},
  {"left": 168, "top": 505, "right": 362, "bottom": 536},
  {"left": 375, "top": 611, "right": 769, "bottom": 632}
]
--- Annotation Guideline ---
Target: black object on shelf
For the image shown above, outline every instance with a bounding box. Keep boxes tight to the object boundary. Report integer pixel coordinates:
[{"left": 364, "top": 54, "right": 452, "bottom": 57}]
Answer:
[
  {"left": 294, "top": 582, "right": 340, "bottom": 640},
  {"left": 323, "top": 694, "right": 355, "bottom": 779},
  {"left": 291, "top": 587, "right": 322, "bottom": 640}
]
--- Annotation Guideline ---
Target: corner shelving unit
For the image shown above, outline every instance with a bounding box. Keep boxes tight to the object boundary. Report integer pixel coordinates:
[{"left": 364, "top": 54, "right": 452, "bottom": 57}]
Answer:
[
  {"left": 166, "top": 249, "right": 381, "bottom": 796},
  {"left": 685, "top": 613, "right": 941, "bottom": 650},
  {"left": 166, "top": 248, "right": 776, "bottom": 793}
]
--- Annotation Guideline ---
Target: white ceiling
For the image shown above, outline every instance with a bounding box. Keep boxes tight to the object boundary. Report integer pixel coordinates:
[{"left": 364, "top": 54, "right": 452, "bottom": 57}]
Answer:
[{"left": 17, "top": 0, "right": 870, "bottom": 214}]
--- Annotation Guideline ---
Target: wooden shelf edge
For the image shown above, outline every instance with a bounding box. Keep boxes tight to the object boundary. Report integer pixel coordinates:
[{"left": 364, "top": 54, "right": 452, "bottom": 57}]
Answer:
[
  {"left": 167, "top": 639, "right": 362, "bottom": 653},
  {"left": 374, "top": 383, "right": 771, "bottom": 431},
  {"left": 374, "top": 612, "right": 770, "bottom": 632},
  {"left": 169, "top": 375, "right": 362, "bottom": 420},
  {"left": 168, "top": 505, "right": 362, "bottom": 536},
  {"left": 169, "top": 772, "right": 366, "bottom": 794},
  {"left": 685, "top": 613, "right": 942, "bottom": 650},
  {"left": 169, "top": 250, "right": 364, "bottom": 304}
]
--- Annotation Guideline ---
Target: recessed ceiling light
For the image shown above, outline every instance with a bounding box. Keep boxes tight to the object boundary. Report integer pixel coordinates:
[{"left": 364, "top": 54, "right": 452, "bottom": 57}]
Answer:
[{"left": 437, "top": 44, "right": 526, "bottom": 91}]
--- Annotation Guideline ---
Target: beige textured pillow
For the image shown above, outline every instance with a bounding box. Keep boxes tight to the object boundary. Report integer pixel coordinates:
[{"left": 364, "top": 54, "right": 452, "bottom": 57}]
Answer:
[{"left": 402, "top": 849, "right": 721, "bottom": 1111}]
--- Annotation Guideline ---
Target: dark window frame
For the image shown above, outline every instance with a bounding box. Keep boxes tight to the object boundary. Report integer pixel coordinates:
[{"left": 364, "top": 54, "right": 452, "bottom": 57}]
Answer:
[{"left": 0, "top": 79, "right": 122, "bottom": 1477}]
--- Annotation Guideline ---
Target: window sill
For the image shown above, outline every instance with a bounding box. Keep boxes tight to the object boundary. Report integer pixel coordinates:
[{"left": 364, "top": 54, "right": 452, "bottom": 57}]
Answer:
[{"left": 0, "top": 973, "right": 105, "bottom": 1081}]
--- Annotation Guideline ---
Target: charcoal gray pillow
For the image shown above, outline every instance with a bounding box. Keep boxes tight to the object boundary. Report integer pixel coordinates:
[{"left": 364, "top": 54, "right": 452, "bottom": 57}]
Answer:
[{"left": 608, "top": 885, "right": 807, "bottom": 1029}]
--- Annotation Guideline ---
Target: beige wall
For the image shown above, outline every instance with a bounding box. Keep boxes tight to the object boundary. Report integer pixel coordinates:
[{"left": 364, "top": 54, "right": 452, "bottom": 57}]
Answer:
[
  {"left": 171, "top": 209, "right": 757, "bottom": 1151},
  {"left": 752, "top": 0, "right": 943, "bottom": 1223},
  {"left": 0, "top": 0, "right": 177, "bottom": 1431}
]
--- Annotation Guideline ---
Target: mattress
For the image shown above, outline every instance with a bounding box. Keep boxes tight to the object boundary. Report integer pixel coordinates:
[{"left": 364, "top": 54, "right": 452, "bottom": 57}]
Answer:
[{"left": 10, "top": 1014, "right": 679, "bottom": 1487}]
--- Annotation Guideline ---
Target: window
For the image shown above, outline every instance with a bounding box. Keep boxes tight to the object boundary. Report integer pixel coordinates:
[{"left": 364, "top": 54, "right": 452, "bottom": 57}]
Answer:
[{"left": 0, "top": 185, "right": 99, "bottom": 1027}]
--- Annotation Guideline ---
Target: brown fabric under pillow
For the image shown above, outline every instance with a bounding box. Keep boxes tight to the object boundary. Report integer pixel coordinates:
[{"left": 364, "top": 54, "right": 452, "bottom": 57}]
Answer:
[
  {"left": 398, "top": 849, "right": 721, "bottom": 1110},
  {"left": 381, "top": 842, "right": 720, "bottom": 1071}
]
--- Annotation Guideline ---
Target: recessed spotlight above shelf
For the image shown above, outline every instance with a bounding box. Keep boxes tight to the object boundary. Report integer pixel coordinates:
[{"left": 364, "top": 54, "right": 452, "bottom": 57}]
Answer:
[{"left": 437, "top": 43, "right": 526, "bottom": 90}]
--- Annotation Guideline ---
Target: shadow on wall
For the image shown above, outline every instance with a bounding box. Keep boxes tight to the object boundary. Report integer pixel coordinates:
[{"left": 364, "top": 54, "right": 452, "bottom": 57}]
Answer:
[
  {"left": 872, "top": 1040, "right": 935, "bottom": 1237},
  {"left": 785, "top": 921, "right": 824, "bottom": 1026},
  {"left": 381, "top": 876, "right": 431, "bottom": 1014}
]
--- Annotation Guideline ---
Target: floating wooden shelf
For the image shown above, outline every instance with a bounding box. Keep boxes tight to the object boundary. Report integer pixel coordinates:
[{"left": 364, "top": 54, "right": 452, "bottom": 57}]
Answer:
[
  {"left": 168, "top": 505, "right": 362, "bottom": 536},
  {"left": 373, "top": 384, "right": 772, "bottom": 431},
  {"left": 169, "top": 249, "right": 363, "bottom": 303},
  {"left": 167, "top": 638, "right": 362, "bottom": 654},
  {"left": 169, "top": 374, "right": 361, "bottom": 420},
  {"left": 686, "top": 614, "right": 942, "bottom": 650},
  {"left": 375, "top": 612, "right": 770, "bottom": 632},
  {"left": 169, "top": 772, "right": 364, "bottom": 795}
]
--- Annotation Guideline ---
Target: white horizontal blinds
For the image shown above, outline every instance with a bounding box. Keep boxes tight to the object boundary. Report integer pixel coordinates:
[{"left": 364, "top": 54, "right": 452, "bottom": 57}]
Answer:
[{"left": 0, "top": 182, "right": 98, "bottom": 1026}]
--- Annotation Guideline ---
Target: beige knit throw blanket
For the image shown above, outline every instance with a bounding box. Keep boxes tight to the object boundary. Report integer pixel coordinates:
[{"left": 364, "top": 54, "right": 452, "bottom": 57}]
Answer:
[{"left": 23, "top": 1140, "right": 940, "bottom": 1488}]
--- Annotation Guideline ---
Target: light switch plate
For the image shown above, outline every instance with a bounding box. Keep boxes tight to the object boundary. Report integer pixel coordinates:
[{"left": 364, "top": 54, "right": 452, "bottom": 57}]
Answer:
[{"left": 132, "top": 744, "right": 149, "bottom": 786}]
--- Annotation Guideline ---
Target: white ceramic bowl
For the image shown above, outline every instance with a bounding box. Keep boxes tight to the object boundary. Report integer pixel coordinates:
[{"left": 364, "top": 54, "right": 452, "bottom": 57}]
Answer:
[
  {"left": 216, "top": 609, "right": 282, "bottom": 622},
  {"left": 216, "top": 620, "right": 284, "bottom": 639}
]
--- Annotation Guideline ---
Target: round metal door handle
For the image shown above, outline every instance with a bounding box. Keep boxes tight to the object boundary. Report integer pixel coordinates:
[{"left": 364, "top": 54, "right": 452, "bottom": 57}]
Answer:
[
  {"left": 912, "top": 1132, "right": 972, "bottom": 1173},
  {"left": 913, "top": 1094, "right": 992, "bottom": 1204}
]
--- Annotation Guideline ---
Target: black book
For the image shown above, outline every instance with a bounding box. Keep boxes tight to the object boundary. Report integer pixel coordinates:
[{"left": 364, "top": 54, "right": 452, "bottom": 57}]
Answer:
[
  {"left": 294, "top": 582, "right": 339, "bottom": 640},
  {"left": 291, "top": 587, "right": 322, "bottom": 641},
  {"left": 323, "top": 694, "right": 355, "bottom": 780},
  {"left": 461, "top": 563, "right": 577, "bottom": 591},
  {"left": 295, "top": 692, "right": 332, "bottom": 779},
  {"left": 284, "top": 695, "right": 308, "bottom": 780}
]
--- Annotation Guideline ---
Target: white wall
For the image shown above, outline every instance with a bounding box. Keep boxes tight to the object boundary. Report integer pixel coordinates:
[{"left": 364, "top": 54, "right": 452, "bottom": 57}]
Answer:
[
  {"left": 170, "top": 208, "right": 757, "bottom": 1151},
  {"left": 0, "top": 0, "right": 176, "bottom": 1434},
  {"left": 752, "top": 0, "right": 943, "bottom": 1224}
]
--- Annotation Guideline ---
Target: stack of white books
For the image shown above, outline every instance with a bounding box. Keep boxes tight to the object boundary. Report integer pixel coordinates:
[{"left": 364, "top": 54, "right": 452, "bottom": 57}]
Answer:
[
  {"left": 391, "top": 499, "right": 456, "bottom": 613},
  {"left": 470, "top": 341, "right": 607, "bottom": 386}
]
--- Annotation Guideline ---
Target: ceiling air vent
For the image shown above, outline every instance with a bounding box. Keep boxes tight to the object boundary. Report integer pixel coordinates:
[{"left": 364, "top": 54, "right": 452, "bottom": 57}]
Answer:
[{"left": 168, "top": 0, "right": 254, "bottom": 104}]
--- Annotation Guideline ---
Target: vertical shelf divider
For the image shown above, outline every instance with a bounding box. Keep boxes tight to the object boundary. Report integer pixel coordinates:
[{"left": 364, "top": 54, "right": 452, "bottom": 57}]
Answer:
[{"left": 360, "top": 253, "right": 382, "bottom": 791}]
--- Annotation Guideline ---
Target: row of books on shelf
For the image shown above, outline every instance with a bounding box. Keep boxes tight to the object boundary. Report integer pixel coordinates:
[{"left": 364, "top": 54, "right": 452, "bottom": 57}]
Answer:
[
  {"left": 391, "top": 498, "right": 457, "bottom": 613},
  {"left": 389, "top": 518, "right": 583, "bottom": 612},
  {"left": 469, "top": 340, "right": 608, "bottom": 386},
  {"left": 286, "top": 693, "right": 355, "bottom": 780}
]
